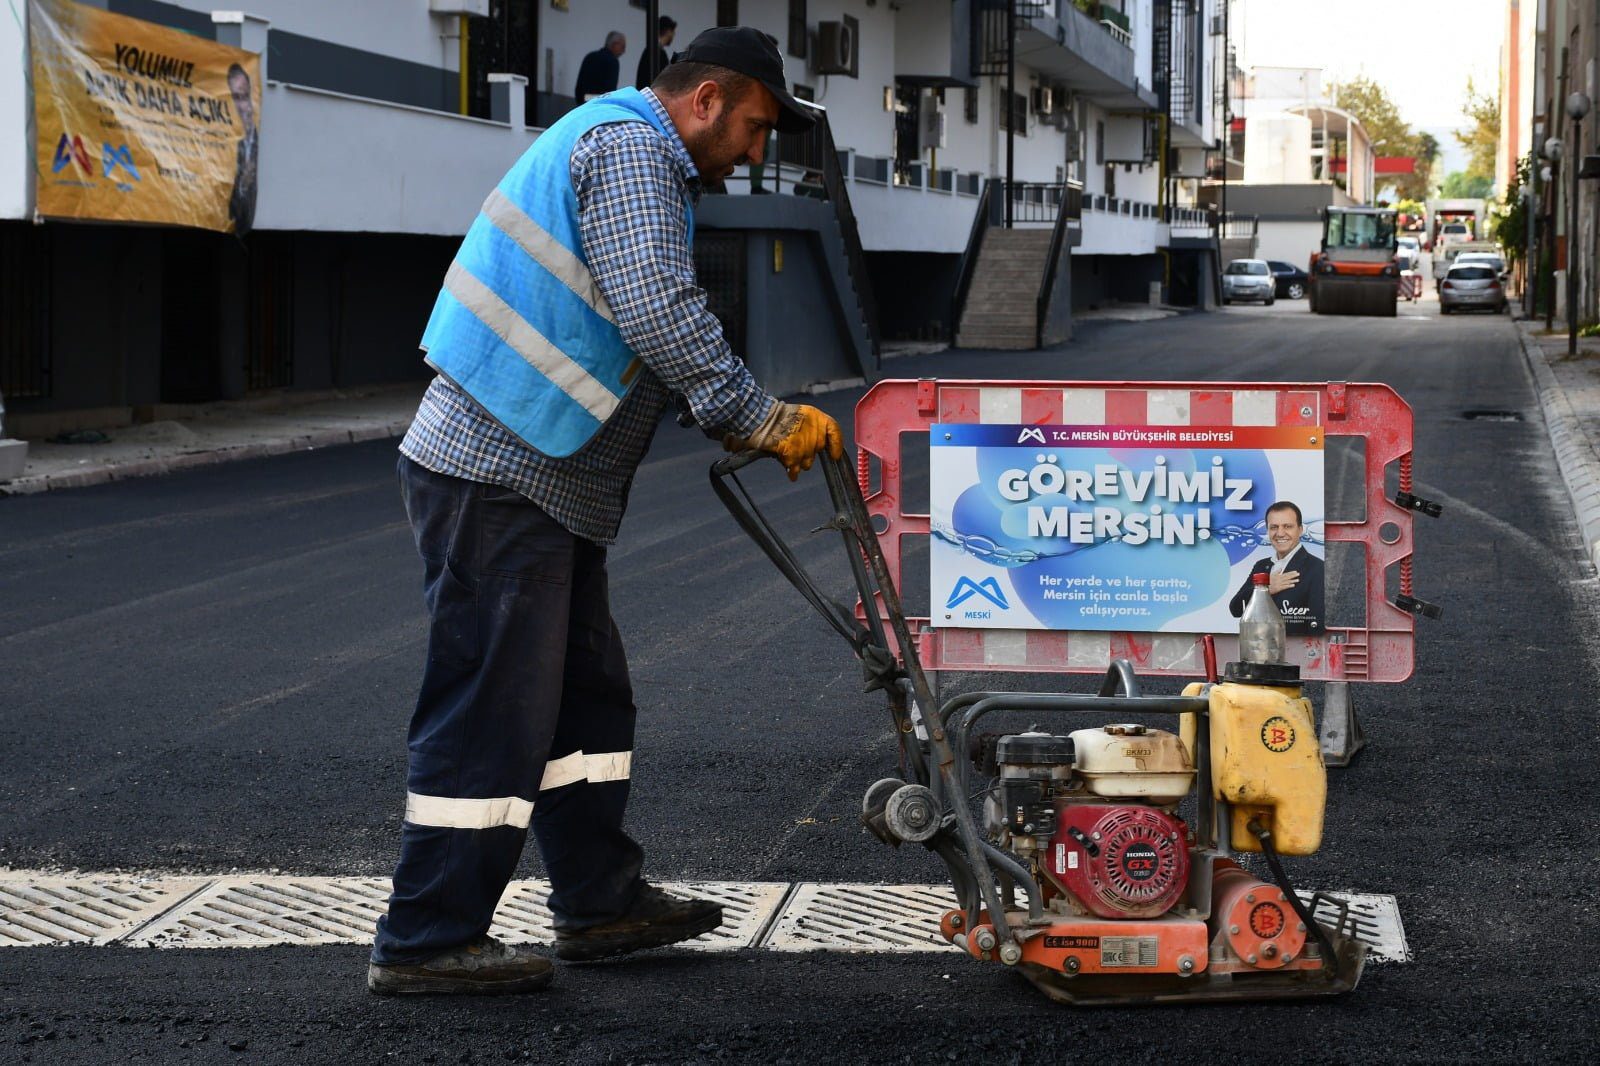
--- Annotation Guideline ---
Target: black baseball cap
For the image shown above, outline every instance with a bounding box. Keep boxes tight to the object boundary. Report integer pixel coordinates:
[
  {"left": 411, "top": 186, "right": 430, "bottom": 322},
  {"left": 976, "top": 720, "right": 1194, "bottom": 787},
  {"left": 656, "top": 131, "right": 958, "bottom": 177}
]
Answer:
[{"left": 673, "top": 26, "right": 816, "bottom": 134}]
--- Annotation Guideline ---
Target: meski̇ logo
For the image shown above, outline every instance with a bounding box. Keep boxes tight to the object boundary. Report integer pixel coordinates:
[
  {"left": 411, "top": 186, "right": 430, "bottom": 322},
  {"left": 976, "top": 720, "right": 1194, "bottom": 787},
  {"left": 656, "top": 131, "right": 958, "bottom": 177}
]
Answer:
[
  {"left": 1016, "top": 427, "right": 1047, "bottom": 445},
  {"left": 946, "top": 576, "right": 1009, "bottom": 611}
]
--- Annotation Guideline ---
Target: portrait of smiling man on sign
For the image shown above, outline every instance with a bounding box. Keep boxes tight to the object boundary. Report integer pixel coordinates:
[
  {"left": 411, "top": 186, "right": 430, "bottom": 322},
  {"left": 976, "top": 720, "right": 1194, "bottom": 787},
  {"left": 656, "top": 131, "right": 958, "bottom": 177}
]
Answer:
[{"left": 1227, "top": 500, "right": 1324, "bottom": 635}]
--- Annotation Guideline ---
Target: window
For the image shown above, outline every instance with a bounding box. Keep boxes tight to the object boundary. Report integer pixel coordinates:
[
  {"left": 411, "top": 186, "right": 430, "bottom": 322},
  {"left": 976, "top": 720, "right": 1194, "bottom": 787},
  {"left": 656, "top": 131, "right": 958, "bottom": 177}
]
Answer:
[
  {"left": 999, "top": 91, "right": 1026, "bottom": 133},
  {"left": 787, "top": 0, "right": 807, "bottom": 59},
  {"left": 717, "top": 0, "right": 737, "bottom": 27},
  {"left": 1225, "top": 261, "right": 1269, "bottom": 276},
  {"left": 1095, "top": 120, "right": 1105, "bottom": 165},
  {"left": 1448, "top": 266, "right": 1496, "bottom": 280},
  {"left": 964, "top": 86, "right": 979, "bottom": 124}
]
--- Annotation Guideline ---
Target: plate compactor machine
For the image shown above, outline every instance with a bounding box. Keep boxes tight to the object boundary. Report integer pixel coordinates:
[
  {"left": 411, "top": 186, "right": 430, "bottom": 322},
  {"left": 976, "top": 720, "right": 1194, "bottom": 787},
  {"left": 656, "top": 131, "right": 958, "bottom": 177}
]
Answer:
[{"left": 714, "top": 451, "right": 1368, "bottom": 1006}]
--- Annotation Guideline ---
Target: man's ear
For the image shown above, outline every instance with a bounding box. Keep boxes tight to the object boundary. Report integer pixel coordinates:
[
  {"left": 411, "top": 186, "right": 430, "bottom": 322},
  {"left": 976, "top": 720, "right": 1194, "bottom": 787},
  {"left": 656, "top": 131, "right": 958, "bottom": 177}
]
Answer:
[{"left": 691, "top": 79, "right": 722, "bottom": 121}]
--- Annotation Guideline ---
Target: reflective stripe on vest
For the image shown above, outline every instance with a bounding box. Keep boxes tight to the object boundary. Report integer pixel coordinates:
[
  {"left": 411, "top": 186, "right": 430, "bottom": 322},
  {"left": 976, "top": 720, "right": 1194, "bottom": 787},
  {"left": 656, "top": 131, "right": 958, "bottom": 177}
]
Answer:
[{"left": 418, "top": 89, "right": 685, "bottom": 458}]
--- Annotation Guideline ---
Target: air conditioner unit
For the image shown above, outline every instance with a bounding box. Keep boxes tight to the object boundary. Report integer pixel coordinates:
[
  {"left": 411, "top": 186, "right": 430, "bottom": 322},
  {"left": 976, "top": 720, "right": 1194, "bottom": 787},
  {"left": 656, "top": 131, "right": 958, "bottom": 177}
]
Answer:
[
  {"left": 816, "top": 17, "right": 859, "bottom": 77},
  {"left": 1210, "top": 13, "right": 1226, "bottom": 35},
  {"left": 1031, "top": 85, "right": 1055, "bottom": 117}
]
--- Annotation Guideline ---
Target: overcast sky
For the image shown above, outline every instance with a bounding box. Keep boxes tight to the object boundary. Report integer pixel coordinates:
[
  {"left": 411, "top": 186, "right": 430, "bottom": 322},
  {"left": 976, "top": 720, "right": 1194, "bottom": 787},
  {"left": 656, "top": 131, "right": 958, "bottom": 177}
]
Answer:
[{"left": 1232, "top": 0, "right": 1504, "bottom": 172}]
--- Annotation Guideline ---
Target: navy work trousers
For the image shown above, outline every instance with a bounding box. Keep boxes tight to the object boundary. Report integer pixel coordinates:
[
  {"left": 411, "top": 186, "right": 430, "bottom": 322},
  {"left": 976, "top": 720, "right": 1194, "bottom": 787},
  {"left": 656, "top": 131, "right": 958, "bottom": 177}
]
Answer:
[{"left": 372, "top": 458, "right": 644, "bottom": 964}]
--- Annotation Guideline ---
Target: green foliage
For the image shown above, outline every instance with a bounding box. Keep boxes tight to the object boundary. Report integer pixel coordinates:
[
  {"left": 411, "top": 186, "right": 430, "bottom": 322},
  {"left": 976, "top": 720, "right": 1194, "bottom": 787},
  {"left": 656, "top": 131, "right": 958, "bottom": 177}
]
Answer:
[
  {"left": 1491, "top": 154, "right": 1532, "bottom": 263},
  {"left": 1333, "top": 76, "right": 1436, "bottom": 199},
  {"left": 1440, "top": 171, "right": 1493, "bottom": 198},
  {"left": 1456, "top": 77, "right": 1500, "bottom": 184}
]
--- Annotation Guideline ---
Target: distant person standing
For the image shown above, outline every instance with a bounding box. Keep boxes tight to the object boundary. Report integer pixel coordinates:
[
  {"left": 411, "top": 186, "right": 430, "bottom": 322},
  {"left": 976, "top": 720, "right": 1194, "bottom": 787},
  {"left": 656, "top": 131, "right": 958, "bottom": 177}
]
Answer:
[
  {"left": 574, "top": 31, "right": 627, "bottom": 102},
  {"left": 634, "top": 16, "right": 676, "bottom": 90}
]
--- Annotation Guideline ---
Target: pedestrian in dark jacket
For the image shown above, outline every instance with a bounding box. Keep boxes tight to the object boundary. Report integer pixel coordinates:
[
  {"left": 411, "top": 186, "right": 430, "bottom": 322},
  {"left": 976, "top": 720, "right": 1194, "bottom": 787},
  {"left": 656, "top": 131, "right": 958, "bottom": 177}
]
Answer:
[
  {"left": 635, "top": 16, "right": 676, "bottom": 89},
  {"left": 574, "top": 31, "right": 626, "bottom": 101}
]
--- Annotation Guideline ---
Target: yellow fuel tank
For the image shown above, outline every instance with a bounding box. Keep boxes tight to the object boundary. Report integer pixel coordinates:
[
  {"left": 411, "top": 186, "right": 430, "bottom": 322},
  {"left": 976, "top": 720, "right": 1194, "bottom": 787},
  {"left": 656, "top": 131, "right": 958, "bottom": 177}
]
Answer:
[{"left": 1205, "top": 681, "right": 1326, "bottom": 855}]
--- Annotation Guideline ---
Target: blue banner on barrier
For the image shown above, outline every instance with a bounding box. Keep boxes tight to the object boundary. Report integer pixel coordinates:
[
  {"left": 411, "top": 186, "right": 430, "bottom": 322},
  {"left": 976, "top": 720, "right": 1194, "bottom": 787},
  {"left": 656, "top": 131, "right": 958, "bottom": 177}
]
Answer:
[{"left": 929, "top": 423, "right": 1326, "bottom": 634}]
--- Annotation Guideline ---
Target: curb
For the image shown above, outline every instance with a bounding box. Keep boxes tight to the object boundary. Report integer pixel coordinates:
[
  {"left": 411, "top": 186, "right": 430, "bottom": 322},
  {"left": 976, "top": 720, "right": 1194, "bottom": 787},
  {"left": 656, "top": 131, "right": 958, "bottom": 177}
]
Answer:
[
  {"left": 0, "top": 420, "right": 412, "bottom": 497},
  {"left": 1514, "top": 319, "right": 1600, "bottom": 569}
]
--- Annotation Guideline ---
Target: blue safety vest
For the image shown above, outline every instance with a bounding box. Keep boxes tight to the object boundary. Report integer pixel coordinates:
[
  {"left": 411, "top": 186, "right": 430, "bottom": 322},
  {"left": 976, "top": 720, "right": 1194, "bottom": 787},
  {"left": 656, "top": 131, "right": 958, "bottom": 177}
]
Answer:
[{"left": 419, "top": 88, "right": 692, "bottom": 457}]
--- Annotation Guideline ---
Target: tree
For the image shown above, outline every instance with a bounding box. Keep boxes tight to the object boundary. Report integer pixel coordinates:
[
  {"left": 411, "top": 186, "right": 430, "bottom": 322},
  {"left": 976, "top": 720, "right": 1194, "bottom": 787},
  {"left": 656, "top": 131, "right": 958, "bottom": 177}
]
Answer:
[
  {"left": 1456, "top": 77, "right": 1500, "bottom": 184},
  {"left": 1409, "top": 131, "right": 1441, "bottom": 200},
  {"left": 1492, "top": 154, "right": 1531, "bottom": 264},
  {"left": 1440, "top": 171, "right": 1493, "bottom": 198},
  {"left": 1334, "top": 76, "right": 1435, "bottom": 199}
]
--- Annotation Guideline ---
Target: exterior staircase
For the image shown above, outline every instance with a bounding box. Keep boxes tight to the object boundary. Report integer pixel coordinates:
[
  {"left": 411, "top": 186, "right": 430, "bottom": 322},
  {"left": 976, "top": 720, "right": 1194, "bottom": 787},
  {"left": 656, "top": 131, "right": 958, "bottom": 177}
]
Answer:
[{"left": 955, "top": 227, "right": 1055, "bottom": 349}]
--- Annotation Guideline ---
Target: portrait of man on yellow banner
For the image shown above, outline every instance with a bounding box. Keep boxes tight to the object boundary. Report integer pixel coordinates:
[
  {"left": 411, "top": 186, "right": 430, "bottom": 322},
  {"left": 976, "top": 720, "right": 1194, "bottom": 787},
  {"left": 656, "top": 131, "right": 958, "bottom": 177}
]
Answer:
[{"left": 30, "top": 0, "right": 262, "bottom": 235}]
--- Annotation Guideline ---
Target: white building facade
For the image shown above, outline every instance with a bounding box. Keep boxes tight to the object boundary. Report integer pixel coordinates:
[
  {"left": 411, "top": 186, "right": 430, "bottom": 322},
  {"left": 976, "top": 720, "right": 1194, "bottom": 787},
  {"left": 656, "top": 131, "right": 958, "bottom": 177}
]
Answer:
[{"left": 0, "top": 0, "right": 1231, "bottom": 424}]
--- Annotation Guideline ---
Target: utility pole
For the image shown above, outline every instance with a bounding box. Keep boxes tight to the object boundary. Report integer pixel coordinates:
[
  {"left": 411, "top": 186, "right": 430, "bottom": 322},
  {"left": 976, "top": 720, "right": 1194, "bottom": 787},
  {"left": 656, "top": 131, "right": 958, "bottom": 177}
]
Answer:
[
  {"left": 1006, "top": 0, "right": 1016, "bottom": 228},
  {"left": 645, "top": 0, "right": 661, "bottom": 84},
  {"left": 1568, "top": 91, "right": 1590, "bottom": 354},
  {"left": 1220, "top": 0, "right": 1229, "bottom": 242}
]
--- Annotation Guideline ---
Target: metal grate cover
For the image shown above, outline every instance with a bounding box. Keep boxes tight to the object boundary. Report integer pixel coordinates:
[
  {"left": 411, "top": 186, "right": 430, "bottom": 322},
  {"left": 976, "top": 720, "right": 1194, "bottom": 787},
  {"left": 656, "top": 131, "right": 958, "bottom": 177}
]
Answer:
[
  {"left": 0, "top": 873, "right": 1408, "bottom": 964},
  {"left": 127, "top": 877, "right": 392, "bottom": 948},
  {"left": 763, "top": 883, "right": 959, "bottom": 952},
  {"left": 494, "top": 880, "right": 786, "bottom": 951},
  {"left": 0, "top": 876, "right": 207, "bottom": 946},
  {"left": 125, "top": 877, "right": 787, "bottom": 951}
]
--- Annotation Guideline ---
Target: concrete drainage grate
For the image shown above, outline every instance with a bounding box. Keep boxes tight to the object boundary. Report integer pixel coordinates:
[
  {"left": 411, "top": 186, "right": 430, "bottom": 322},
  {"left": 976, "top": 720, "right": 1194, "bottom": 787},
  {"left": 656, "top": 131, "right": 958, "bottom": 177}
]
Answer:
[
  {"left": 128, "top": 877, "right": 393, "bottom": 948},
  {"left": 124, "top": 877, "right": 788, "bottom": 951},
  {"left": 494, "top": 880, "right": 787, "bottom": 951},
  {"left": 0, "top": 874, "right": 1408, "bottom": 964},
  {"left": 0, "top": 876, "right": 209, "bottom": 946},
  {"left": 762, "top": 883, "right": 959, "bottom": 952}
]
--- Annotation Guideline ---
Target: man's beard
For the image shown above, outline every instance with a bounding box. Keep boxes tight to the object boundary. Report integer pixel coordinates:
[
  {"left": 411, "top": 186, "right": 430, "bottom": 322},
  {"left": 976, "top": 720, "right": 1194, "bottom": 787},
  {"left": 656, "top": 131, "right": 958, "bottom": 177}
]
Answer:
[{"left": 691, "top": 106, "right": 743, "bottom": 185}]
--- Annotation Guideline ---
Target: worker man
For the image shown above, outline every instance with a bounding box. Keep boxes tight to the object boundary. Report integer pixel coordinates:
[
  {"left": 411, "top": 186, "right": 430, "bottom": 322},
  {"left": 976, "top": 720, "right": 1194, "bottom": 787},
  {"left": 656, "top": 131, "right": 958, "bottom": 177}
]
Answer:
[
  {"left": 635, "top": 16, "right": 677, "bottom": 90},
  {"left": 1227, "top": 500, "right": 1325, "bottom": 635},
  {"left": 368, "top": 27, "right": 837, "bottom": 996},
  {"left": 574, "top": 31, "right": 627, "bottom": 102}
]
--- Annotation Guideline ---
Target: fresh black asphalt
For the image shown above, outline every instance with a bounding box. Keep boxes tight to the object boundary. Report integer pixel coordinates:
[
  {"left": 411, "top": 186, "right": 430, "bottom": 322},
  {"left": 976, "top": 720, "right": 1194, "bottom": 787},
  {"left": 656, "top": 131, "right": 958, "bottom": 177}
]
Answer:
[{"left": 2, "top": 301, "right": 1595, "bottom": 1062}]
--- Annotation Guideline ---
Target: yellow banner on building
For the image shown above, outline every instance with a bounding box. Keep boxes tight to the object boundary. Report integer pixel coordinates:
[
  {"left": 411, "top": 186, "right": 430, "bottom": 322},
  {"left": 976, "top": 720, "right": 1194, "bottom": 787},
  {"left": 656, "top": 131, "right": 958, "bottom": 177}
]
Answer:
[{"left": 30, "top": 0, "right": 261, "bottom": 234}]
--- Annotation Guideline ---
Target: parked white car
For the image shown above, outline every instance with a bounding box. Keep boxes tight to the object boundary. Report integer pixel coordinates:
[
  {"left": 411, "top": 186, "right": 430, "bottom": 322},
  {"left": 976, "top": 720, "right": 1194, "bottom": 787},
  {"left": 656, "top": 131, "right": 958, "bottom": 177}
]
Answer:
[{"left": 1222, "top": 259, "right": 1276, "bottom": 305}]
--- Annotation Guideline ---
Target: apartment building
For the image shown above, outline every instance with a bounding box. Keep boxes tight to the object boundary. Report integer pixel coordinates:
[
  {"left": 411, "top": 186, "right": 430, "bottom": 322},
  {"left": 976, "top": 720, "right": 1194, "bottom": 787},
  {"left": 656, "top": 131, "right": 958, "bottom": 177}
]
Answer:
[
  {"left": 1505, "top": 0, "right": 1600, "bottom": 325},
  {"left": 0, "top": 0, "right": 1229, "bottom": 427}
]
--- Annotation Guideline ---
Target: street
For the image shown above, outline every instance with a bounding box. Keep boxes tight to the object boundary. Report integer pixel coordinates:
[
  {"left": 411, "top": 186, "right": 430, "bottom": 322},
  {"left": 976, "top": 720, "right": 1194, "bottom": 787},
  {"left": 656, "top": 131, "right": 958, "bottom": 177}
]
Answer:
[{"left": 3, "top": 301, "right": 1597, "bottom": 1063}]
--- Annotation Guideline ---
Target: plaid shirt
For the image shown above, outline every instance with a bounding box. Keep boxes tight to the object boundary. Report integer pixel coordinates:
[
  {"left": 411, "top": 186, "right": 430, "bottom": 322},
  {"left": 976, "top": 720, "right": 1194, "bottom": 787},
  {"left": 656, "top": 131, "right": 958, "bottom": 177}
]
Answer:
[{"left": 401, "top": 88, "right": 774, "bottom": 544}]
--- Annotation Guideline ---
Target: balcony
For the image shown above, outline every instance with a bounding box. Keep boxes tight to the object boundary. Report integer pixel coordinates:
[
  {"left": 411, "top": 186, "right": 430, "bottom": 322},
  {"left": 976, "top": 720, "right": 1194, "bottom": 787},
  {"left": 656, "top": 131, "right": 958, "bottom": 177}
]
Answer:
[{"left": 1023, "top": 3, "right": 1156, "bottom": 109}]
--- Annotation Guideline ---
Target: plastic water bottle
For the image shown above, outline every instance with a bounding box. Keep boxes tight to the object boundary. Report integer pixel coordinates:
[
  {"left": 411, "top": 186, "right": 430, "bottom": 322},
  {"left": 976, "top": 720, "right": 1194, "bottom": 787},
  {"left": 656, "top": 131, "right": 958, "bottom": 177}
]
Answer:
[{"left": 1238, "top": 572, "right": 1287, "bottom": 664}]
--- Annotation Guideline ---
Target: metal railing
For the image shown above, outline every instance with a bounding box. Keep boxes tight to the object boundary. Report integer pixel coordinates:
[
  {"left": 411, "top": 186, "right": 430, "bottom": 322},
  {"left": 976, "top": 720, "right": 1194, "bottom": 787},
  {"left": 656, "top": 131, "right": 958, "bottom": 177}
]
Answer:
[
  {"left": 1036, "top": 181, "right": 1083, "bottom": 346},
  {"left": 1219, "top": 212, "right": 1259, "bottom": 239},
  {"left": 950, "top": 178, "right": 996, "bottom": 343},
  {"left": 806, "top": 112, "right": 882, "bottom": 359},
  {"left": 998, "top": 181, "right": 1072, "bottom": 226}
]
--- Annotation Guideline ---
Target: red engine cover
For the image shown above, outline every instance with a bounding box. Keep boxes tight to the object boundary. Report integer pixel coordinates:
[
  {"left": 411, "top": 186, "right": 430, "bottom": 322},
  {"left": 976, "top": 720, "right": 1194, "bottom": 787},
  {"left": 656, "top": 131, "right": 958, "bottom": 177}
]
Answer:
[{"left": 1049, "top": 805, "right": 1189, "bottom": 919}]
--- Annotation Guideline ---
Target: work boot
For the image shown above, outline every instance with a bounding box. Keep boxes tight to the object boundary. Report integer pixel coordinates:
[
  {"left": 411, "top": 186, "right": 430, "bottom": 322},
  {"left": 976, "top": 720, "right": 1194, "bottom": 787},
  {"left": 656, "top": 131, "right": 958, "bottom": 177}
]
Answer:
[
  {"left": 367, "top": 934, "right": 553, "bottom": 996},
  {"left": 553, "top": 883, "right": 723, "bottom": 962}
]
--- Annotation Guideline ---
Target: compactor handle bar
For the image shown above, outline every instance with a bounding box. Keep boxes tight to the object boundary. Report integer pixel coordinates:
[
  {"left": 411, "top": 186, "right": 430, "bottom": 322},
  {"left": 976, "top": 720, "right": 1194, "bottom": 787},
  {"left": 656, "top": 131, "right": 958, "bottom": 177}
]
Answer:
[{"left": 711, "top": 450, "right": 1021, "bottom": 939}]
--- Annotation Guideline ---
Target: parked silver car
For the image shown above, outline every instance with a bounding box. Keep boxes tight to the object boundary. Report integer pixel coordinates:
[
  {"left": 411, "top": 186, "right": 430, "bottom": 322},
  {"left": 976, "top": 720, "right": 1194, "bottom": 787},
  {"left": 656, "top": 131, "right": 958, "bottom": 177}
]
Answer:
[
  {"left": 1222, "top": 259, "right": 1276, "bottom": 305},
  {"left": 1438, "top": 263, "right": 1507, "bottom": 314}
]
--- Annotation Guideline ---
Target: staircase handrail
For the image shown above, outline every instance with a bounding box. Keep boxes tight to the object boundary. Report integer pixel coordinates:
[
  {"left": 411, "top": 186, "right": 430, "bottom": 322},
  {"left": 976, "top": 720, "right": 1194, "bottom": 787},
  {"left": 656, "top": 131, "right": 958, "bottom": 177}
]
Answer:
[
  {"left": 1035, "top": 181, "right": 1080, "bottom": 347},
  {"left": 777, "top": 104, "right": 883, "bottom": 361},
  {"left": 950, "top": 178, "right": 997, "bottom": 344}
]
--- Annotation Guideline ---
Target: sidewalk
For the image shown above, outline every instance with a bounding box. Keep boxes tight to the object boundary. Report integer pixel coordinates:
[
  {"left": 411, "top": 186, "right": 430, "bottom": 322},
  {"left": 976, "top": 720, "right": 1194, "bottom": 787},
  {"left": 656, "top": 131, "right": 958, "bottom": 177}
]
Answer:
[
  {"left": 0, "top": 385, "right": 425, "bottom": 496},
  {"left": 1514, "top": 316, "right": 1600, "bottom": 569}
]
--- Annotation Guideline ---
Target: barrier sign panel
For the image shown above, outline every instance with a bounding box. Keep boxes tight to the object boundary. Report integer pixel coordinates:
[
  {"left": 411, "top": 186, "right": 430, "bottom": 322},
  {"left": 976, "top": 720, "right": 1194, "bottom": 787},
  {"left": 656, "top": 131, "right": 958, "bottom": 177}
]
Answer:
[
  {"left": 30, "top": 0, "right": 262, "bottom": 234},
  {"left": 930, "top": 423, "right": 1325, "bottom": 634}
]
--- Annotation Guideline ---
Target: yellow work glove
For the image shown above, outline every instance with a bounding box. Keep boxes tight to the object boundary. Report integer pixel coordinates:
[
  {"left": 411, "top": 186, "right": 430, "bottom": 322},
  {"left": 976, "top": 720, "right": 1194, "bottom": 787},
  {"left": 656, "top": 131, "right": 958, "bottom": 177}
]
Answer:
[{"left": 724, "top": 401, "right": 845, "bottom": 481}]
